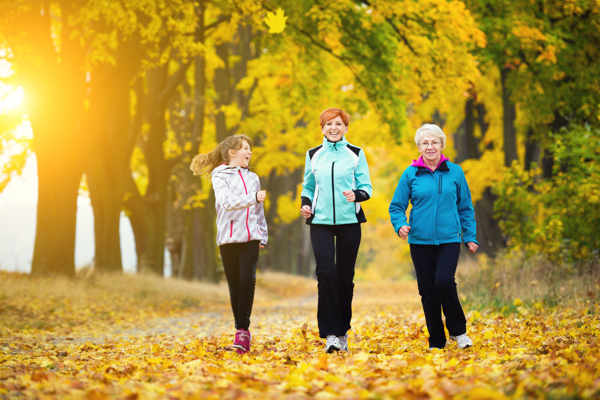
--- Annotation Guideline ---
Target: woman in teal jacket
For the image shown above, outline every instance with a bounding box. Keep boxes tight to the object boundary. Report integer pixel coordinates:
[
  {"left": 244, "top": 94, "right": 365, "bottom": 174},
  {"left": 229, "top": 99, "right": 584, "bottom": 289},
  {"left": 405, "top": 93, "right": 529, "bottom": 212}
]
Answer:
[
  {"left": 300, "top": 107, "right": 372, "bottom": 353},
  {"left": 389, "top": 123, "right": 478, "bottom": 350}
]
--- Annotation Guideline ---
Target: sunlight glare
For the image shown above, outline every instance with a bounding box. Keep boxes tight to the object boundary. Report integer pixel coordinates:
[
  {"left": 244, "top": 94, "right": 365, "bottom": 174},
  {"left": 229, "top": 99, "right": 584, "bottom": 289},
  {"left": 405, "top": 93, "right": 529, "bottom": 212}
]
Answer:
[{"left": 0, "top": 84, "right": 25, "bottom": 114}]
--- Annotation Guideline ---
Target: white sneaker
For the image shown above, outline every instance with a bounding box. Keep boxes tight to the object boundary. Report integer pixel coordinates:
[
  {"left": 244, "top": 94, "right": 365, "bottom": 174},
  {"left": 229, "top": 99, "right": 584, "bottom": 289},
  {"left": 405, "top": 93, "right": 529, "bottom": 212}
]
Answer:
[
  {"left": 449, "top": 333, "right": 473, "bottom": 349},
  {"left": 338, "top": 333, "right": 348, "bottom": 351},
  {"left": 325, "top": 335, "right": 341, "bottom": 353}
]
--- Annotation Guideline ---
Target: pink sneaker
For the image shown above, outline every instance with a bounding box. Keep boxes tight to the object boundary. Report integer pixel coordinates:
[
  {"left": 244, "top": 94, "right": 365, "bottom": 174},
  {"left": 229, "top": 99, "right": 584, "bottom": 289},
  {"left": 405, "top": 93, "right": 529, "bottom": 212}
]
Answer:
[{"left": 232, "top": 329, "right": 251, "bottom": 354}]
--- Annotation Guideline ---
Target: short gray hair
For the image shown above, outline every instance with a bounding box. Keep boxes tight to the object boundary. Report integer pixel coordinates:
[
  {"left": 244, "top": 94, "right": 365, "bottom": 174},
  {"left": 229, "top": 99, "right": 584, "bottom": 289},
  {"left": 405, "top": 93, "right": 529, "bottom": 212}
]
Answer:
[{"left": 415, "top": 124, "right": 446, "bottom": 149}]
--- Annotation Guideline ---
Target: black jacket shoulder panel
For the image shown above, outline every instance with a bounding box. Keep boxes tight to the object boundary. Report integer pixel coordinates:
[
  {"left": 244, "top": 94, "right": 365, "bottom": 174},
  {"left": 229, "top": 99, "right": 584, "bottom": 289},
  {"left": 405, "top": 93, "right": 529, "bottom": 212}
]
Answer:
[
  {"left": 308, "top": 145, "right": 323, "bottom": 160},
  {"left": 347, "top": 144, "right": 361, "bottom": 157}
]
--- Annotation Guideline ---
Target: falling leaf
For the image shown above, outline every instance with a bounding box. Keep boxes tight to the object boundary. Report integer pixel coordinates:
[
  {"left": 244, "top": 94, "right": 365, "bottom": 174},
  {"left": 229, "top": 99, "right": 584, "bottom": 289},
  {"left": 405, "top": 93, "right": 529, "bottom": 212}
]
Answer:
[{"left": 264, "top": 8, "right": 287, "bottom": 34}]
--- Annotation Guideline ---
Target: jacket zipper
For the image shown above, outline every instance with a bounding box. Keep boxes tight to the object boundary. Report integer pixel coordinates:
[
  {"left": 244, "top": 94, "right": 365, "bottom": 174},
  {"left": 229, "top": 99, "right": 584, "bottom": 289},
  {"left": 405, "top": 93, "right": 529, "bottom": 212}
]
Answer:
[
  {"left": 331, "top": 162, "right": 336, "bottom": 225},
  {"left": 331, "top": 142, "right": 338, "bottom": 224},
  {"left": 439, "top": 175, "right": 443, "bottom": 194},
  {"left": 237, "top": 170, "right": 251, "bottom": 241},
  {"left": 230, "top": 220, "right": 233, "bottom": 237}
]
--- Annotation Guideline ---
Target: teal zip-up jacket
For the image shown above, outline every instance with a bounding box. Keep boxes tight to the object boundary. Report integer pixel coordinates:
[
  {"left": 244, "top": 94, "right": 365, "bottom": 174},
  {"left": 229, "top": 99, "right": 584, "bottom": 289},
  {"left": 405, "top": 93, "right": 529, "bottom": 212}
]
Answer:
[
  {"left": 389, "top": 155, "right": 478, "bottom": 246},
  {"left": 301, "top": 136, "right": 372, "bottom": 225}
]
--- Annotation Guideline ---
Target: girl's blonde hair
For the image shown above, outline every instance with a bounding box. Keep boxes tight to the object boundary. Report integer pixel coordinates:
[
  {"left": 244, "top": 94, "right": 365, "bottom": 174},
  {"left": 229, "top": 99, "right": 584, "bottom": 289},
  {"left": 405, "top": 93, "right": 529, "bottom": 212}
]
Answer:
[{"left": 190, "top": 134, "right": 253, "bottom": 178}]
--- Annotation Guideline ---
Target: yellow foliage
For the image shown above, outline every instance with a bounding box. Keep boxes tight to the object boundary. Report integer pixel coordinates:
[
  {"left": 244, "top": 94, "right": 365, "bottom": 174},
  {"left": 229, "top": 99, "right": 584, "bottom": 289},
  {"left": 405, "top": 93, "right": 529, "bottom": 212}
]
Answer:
[
  {"left": 274, "top": 191, "right": 299, "bottom": 225},
  {"left": 461, "top": 149, "right": 506, "bottom": 203}
]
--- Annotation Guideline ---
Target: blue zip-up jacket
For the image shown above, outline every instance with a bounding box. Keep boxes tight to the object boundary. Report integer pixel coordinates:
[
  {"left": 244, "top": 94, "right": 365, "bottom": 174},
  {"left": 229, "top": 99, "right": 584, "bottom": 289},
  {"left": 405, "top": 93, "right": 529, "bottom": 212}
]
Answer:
[
  {"left": 389, "top": 156, "right": 478, "bottom": 246},
  {"left": 301, "top": 136, "right": 372, "bottom": 225}
]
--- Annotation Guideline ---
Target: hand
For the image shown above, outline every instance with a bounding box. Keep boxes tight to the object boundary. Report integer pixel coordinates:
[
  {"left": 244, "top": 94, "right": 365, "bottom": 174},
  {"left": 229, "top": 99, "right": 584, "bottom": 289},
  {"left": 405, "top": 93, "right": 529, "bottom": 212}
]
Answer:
[
  {"left": 343, "top": 190, "right": 355, "bottom": 202},
  {"left": 256, "top": 190, "right": 266, "bottom": 202},
  {"left": 259, "top": 243, "right": 266, "bottom": 249},
  {"left": 300, "top": 205, "right": 312, "bottom": 219},
  {"left": 466, "top": 242, "right": 478, "bottom": 254},
  {"left": 398, "top": 225, "right": 411, "bottom": 240}
]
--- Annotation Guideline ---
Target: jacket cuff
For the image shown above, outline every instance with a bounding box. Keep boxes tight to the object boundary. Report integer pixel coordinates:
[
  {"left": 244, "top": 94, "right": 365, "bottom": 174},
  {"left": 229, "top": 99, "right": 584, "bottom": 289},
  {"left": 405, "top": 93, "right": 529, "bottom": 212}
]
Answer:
[
  {"left": 353, "top": 190, "right": 370, "bottom": 202},
  {"left": 301, "top": 196, "right": 312, "bottom": 208}
]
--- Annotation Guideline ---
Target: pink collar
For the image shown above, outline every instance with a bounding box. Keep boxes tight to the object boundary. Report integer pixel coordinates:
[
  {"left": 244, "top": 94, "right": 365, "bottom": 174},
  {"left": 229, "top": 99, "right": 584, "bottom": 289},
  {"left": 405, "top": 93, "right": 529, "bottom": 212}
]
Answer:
[{"left": 410, "top": 154, "right": 450, "bottom": 172}]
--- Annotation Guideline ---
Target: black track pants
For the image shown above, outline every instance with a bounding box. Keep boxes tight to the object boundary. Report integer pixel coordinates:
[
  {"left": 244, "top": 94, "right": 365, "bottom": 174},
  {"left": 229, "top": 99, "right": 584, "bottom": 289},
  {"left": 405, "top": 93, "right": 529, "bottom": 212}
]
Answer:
[
  {"left": 219, "top": 240, "right": 259, "bottom": 330},
  {"left": 409, "top": 243, "right": 466, "bottom": 349},
  {"left": 310, "top": 224, "right": 361, "bottom": 338}
]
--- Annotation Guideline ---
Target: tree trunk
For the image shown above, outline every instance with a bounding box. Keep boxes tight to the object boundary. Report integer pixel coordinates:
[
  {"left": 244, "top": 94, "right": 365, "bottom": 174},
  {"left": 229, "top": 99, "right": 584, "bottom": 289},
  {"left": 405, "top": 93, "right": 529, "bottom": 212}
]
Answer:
[
  {"left": 260, "top": 166, "right": 313, "bottom": 275},
  {"left": 163, "top": 3, "right": 220, "bottom": 282},
  {"left": 31, "top": 114, "right": 83, "bottom": 277},
  {"left": 214, "top": 42, "right": 232, "bottom": 142},
  {"left": 454, "top": 98, "right": 505, "bottom": 257},
  {"left": 524, "top": 129, "right": 541, "bottom": 171},
  {"left": 541, "top": 111, "right": 569, "bottom": 178},
  {"left": 16, "top": 3, "right": 86, "bottom": 277},
  {"left": 501, "top": 67, "right": 518, "bottom": 167},
  {"left": 86, "top": 38, "right": 142, "bottom": 274}
]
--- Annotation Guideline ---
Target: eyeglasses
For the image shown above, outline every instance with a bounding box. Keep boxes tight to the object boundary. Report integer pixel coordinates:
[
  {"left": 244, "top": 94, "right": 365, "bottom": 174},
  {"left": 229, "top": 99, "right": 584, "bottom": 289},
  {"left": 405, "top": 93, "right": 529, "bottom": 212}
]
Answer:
[{"left": 418, "top": 141, "right": 442, "bottom": 148}]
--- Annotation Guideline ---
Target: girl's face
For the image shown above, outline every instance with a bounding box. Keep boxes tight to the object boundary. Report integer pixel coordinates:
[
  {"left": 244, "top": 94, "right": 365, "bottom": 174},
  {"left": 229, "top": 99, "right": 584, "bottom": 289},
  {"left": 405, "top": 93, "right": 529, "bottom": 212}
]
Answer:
[
  {"left": 229, "top": 140, "right": 252, "bottom": 168},
  {"left": 322, "top": 115, "right": 348, "bottom": 142}
]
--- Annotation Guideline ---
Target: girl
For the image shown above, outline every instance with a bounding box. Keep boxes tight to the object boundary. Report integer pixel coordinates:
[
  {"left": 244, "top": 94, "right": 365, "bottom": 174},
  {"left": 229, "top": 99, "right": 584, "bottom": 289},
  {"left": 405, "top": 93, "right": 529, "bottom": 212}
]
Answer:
[{"left": 190, "top": 134, "right": 268, "bottom": 354}]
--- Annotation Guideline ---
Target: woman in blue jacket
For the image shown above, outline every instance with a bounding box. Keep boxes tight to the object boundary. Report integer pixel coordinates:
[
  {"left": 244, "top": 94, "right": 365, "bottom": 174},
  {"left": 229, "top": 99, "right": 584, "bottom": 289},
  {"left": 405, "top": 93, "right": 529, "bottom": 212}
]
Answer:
[
  {"left": 389, "top": 124, "right": 478, "bottom": 350},
  {"left": 300, "top": 107, "right": 372, "bottom": 353}
]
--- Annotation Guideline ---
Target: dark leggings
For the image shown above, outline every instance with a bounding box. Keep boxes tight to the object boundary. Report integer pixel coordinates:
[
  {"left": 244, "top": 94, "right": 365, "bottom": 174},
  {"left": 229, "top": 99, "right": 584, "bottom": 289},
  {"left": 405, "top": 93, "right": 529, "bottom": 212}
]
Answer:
[
  {"left": 410, "top": 243, "right": 466, "bottom": 348},
  {"left": 310, "top": 224, "right": 362, "bottom": 338},
  {"left": 219, "top": 240, "right": 259, "bottom": 330}
]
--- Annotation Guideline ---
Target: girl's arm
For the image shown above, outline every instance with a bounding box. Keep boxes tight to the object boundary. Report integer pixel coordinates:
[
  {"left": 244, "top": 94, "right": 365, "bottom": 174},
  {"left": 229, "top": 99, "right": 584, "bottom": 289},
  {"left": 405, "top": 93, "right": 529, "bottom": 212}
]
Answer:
[
  {"left": 256, "top": 200, "right": 268, "bottom": 246},
  {"left": 254, "top": 176, "right": 268, "bottom": 246},
  {"left": 213, "top": 176, "right": 258, "bottom": 211}
]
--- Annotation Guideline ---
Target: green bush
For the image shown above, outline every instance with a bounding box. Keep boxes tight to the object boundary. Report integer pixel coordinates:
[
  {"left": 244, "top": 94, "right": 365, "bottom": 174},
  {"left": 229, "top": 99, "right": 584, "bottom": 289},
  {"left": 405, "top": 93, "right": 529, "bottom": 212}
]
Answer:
[{"left": 493, "top": 124, "right": 600, "bottom": 263}]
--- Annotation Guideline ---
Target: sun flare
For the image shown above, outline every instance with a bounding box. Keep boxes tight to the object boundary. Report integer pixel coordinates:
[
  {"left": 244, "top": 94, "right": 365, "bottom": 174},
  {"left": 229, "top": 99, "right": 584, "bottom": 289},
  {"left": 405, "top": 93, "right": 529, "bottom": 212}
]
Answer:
[{"left": 0, "top": 83, "right": 25, "bottom": 114}]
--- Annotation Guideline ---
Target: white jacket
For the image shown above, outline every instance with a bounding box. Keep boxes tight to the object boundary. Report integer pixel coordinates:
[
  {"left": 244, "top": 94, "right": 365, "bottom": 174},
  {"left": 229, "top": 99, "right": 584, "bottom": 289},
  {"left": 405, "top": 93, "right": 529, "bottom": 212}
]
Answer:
[{"left": 211, "top": 165, "right": 268, "bottom": 247}]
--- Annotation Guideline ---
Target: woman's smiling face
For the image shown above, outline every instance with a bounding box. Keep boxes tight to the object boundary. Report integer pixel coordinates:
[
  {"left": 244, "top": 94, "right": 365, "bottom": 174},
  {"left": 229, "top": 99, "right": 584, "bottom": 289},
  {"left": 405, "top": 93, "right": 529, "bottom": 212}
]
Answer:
[
  {"left": 418, "top": 134, "right": 443, "bottom": 162},
  {"left": 322, "top": 115, "right": 348, "bottom": 142}
]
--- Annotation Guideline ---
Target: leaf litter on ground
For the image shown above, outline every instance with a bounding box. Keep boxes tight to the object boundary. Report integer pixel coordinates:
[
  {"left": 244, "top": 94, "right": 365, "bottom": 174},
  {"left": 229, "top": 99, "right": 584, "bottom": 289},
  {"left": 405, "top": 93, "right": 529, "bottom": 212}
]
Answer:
[{"left": 0, "top": 270, "right": 599, "bottom": 399}]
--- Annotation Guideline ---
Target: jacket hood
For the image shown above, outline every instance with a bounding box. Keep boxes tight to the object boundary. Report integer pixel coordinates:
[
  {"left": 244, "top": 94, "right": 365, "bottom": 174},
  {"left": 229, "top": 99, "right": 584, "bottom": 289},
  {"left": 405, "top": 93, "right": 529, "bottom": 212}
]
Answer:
[{"left": 410, "top": 154, "right": 450, "bottom": 171}]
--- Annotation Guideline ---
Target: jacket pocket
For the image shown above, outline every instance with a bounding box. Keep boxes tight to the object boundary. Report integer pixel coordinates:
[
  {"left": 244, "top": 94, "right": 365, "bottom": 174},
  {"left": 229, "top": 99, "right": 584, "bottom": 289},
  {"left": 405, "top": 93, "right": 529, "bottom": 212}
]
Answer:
[
  {"left": 438, "top": 175, "right": 443, "bottom": 194},
  {"left": 454, "top": 212, "right": 461, "bottom": 237}
]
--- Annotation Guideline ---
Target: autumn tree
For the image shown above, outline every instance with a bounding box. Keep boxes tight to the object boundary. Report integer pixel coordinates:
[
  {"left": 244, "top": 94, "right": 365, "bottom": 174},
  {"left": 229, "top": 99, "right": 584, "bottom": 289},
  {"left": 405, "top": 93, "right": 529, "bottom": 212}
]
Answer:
[{"left": 0, "top": 2, "right": 87, "bottom": 276}]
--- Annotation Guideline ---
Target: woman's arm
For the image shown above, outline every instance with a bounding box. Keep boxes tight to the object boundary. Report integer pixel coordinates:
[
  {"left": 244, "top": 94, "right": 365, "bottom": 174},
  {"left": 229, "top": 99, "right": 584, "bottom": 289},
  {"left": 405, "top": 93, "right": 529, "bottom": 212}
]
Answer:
[
  {"left": 456, "top": 168, "right": 478, "bottom": 246},
  {"left": 389, "top": 169, "right": 411, "bottom": 235},
  {"left": 300, "top": 151, "right": 315, "bottom": 214},
  {"left": 353, "top": 149, "right": 372, "bottom": 201}
]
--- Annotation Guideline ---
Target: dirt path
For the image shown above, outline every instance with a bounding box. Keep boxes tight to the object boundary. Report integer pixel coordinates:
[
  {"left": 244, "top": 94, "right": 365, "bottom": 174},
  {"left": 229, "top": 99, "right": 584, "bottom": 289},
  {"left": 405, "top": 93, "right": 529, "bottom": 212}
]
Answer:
[{"left": 37, "top": 280, "right": 421, "bottom": 347}]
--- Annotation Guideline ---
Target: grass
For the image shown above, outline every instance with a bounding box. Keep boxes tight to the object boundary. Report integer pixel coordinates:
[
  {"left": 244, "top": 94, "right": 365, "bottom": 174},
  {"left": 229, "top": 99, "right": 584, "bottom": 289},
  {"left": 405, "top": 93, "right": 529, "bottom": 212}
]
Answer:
[{"left": 457, "top": 251, "right": 600, "bottom": 311}]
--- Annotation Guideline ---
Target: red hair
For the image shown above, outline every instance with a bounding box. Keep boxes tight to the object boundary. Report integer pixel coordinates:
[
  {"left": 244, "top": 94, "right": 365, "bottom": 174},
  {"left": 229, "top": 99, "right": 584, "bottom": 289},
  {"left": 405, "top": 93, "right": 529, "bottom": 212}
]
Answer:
[{"left": 319, "top": 107, "right": 350, "bottom": 128}]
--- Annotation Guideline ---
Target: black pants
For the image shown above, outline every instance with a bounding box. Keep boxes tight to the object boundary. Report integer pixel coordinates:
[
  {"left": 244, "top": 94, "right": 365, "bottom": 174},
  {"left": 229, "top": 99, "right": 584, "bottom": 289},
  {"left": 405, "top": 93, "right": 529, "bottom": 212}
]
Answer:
[
  {"left": 410, "top": 243, "right": 467, "bottom": 348},
  {"left": 310, "top": 224, "right": 362, "bottom": 338},
  {"left": 220, "top": 240, "right": 259, "bottom": 331}
]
